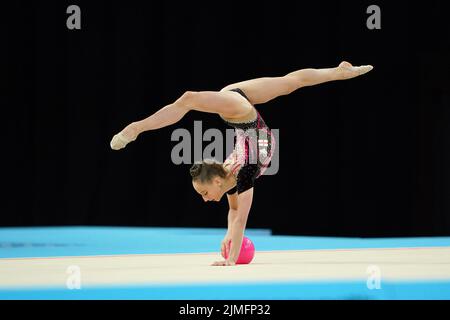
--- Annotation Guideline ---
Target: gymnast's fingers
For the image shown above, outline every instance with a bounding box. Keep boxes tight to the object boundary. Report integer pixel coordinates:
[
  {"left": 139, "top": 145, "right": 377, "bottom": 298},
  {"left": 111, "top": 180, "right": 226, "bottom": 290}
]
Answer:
[{"left": 221, "top": 242, "right": 226, "bottom": 258}]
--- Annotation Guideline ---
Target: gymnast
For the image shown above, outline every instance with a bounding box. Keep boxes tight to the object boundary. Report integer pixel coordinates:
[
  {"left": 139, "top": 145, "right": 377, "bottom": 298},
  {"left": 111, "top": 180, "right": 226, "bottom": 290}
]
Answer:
[{"left": 110, "top": 61, "right": 373, "bottom": 266}]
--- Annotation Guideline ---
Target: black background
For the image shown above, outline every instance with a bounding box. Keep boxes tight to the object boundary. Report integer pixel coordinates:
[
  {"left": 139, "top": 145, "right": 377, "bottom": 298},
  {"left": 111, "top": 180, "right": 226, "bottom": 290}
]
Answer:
[{"left": 3, "top": 0, "right": 450, "bottom": 237}]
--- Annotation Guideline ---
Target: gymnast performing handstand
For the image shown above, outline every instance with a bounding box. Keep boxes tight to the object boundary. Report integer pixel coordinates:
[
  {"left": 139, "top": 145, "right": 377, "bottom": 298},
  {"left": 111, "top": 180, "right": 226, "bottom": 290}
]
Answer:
[{"left": 110, "top": 61, "right": 373, "bottom": 266}]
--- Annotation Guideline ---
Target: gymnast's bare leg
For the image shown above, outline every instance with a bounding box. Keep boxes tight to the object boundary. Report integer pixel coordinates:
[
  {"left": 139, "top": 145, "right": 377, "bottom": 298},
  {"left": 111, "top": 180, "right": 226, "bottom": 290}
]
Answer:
[{"left": 110, "top": 61, "right": 372, "bottom": 150}]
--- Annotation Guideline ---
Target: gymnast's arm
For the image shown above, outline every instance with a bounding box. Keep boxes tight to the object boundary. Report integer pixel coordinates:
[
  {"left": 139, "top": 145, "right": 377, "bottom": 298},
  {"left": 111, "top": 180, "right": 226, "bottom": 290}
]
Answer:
[
  {"left": 220, "top": 192, "right": 239, "bottom": 258},
  {"left": 226, "top": 192, "right": 239, "bottom": 233},
  {"left": 213, "top": 188, "right": 253, "bottom": 266}
]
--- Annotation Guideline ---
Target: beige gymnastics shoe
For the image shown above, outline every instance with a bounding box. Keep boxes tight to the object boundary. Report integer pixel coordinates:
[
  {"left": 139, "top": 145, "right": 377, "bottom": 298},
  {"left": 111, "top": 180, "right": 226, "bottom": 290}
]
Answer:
[
  {"left": 110, "top": 132, "right": 134, "bottom": 150},
  {"left": 337, "top": 61, "right": 374, "bottom": 80},
  {"left": 110, "top": 123, "right": 140, "bottom": 150}
]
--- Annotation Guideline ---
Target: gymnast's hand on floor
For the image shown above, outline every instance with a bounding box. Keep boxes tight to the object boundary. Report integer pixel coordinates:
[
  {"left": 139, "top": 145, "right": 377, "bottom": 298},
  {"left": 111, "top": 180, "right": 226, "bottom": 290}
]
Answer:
[
  {"left": 211, "top": 259, "right": 236, "bottom": 266},
  {"left": 336, "top": 61, "right": 374, "bottom": 80},
  {"left": 110, "top": 123, "right": 139, "bottom": 150}
]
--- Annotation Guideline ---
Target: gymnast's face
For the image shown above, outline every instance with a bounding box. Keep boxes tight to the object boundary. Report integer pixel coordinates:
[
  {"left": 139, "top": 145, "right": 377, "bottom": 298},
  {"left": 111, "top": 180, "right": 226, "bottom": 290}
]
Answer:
[{"left": 192, "top": 177, "right": 224, "bottom": 202}]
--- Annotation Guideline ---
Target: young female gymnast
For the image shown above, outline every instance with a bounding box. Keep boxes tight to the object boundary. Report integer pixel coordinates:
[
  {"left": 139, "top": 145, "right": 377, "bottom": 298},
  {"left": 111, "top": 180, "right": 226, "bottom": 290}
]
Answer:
[{"left": 110, "top": 61, "right": 373, "bottom": 266}]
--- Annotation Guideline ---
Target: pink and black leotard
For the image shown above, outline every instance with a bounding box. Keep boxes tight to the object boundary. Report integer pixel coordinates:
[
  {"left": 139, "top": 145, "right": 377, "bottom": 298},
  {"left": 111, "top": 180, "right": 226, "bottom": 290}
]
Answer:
[{"left": 222, "top": 88, "right": 276, "bottom": 195}]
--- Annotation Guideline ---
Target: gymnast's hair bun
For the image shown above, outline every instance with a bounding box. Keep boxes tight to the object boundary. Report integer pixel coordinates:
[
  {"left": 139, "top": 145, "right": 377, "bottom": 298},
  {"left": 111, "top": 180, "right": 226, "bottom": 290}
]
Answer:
[{"left": 189, "top": 162, "right": 203, "bottom": 178}]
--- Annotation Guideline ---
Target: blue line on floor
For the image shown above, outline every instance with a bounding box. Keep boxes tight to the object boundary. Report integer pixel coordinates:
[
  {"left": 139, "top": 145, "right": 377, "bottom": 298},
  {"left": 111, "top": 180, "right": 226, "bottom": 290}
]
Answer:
[
  {"left": 1, "top": 280, "right": 449, "bottom": 300},
  {"left": 1, "top": 227, "right": 449, "bottom": 258}
]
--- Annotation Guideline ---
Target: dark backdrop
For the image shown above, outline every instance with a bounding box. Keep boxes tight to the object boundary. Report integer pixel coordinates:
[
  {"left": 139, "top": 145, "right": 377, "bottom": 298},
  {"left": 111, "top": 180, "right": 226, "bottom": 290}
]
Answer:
[{"left": 3, "top": 0, "right": 450, "bottom": 236}]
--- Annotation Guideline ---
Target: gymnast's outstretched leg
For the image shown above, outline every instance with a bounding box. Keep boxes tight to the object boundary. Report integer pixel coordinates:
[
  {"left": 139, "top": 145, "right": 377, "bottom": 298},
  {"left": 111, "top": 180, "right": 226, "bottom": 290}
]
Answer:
[
  {"left": 220, "top": 61, "right": 373, "bottom": 105},
  {"left": 110, "top": 90, "right": 244, "bottom": 150}
]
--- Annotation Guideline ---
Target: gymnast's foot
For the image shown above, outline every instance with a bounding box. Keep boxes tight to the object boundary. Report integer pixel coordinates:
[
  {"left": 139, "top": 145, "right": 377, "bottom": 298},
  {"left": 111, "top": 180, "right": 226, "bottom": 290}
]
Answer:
[
  {"left": 335, "top": 61, "right": 373, "bottom": 80},
  {"left": 110, "top": 123, "right": 139, "bottom": 150}
]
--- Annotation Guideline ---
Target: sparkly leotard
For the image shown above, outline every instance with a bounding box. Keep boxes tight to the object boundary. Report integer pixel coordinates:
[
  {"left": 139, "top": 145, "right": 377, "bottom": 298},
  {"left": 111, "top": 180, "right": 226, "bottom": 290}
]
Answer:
[{"left": 222, "top": 88, "right": 276, "bottom": 195}]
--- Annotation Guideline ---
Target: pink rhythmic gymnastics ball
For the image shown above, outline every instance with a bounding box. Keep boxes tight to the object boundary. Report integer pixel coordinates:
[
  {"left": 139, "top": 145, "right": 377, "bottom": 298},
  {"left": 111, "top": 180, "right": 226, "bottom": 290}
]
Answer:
[{"left": 224, "top": 236, "right": 255, "bottom": 264}]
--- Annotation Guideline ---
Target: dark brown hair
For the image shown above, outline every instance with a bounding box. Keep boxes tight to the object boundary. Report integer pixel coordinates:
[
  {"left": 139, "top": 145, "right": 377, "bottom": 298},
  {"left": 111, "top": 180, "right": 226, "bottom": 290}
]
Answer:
[{"left": 190, "top": 159, "right": 227, "bottom": 184}]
